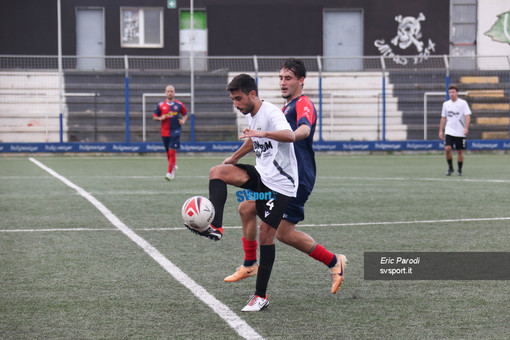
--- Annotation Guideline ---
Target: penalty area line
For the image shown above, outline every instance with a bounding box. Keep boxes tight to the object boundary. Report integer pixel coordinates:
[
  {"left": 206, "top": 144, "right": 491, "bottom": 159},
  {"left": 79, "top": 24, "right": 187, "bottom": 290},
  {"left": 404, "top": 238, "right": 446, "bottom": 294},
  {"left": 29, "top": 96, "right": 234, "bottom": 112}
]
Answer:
[
  {"left": 3, "top": 216, "right": 510, "bottom": 234},
  {"left": 28, "top": 157, "right": 263, "bottom": 340},
  {"left": 5, "top": 216, "right": 510, "bottom": 234},
  {"left": 297, "top": 216, "right": 510, "bottom": 228}
]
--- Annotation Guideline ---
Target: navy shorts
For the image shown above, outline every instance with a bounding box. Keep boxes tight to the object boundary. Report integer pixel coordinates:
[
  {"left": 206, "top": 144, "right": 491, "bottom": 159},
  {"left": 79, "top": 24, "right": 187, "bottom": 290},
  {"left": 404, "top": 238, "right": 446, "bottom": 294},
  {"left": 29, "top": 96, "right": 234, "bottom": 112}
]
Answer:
[
  {"left": 445, "top": 134, "right": 466, "bottom": 150},
  {"left": 234, "top": 164, "right": 292, "bottom": 229},
  {"left": 282, "top": 184, "right": 312, "bottom": 224},
  {"left": 162, "top": 134, "right": 181, "bottom": 150}
]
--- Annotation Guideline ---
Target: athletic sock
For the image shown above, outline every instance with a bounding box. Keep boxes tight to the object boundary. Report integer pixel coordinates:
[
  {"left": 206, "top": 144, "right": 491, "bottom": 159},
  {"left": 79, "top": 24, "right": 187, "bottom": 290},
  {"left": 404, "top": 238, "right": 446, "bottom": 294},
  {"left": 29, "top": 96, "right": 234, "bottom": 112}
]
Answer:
[
  {"left": 255, "top": 244, "right": 275, "bottom": 297},
  {"left": 242, "top": 237, "right": 258, "bottom": 267},
  {"left": 458, "top": 161, "right": 463, "bottom": 171},
  {"left": 167, "top": 149, "right": 176, "bottom": 173},
  {"left": 447, "top": 159, "right": 453, "bottom": 170},
  {"left": 209, "top": 179, "right": 227, "bottom": 228},
  {"left": 244, "top": 260, "right": 257, "bottom": 267},
  {"left": 309, "top": 243, "right": 336, "bottom": 268},
  {"left": 170, "top": 149, "right": 176, "bottom": 171}
]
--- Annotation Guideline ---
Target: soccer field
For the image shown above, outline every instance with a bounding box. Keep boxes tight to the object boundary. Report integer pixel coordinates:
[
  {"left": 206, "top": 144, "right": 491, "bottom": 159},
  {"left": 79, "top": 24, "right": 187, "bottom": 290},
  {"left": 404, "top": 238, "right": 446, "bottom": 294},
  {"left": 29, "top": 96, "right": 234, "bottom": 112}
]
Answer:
[{"left": 1, "top": 153, "right": 510, "bottom": 339}]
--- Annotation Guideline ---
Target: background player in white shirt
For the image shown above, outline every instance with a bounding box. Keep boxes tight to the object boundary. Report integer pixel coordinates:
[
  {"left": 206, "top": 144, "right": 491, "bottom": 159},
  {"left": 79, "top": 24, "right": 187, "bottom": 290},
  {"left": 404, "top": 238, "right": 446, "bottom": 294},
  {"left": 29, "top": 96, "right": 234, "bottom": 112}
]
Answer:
[{"left": 439, "top": 84, "right": 471, "bottom": 176}]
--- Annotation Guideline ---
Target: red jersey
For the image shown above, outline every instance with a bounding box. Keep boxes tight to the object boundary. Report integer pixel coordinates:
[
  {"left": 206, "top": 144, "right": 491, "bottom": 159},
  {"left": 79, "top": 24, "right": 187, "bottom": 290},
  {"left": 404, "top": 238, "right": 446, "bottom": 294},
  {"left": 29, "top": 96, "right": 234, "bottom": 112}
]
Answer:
[{"left": 153, "top": 100, "right": 187, "bottom": 137}]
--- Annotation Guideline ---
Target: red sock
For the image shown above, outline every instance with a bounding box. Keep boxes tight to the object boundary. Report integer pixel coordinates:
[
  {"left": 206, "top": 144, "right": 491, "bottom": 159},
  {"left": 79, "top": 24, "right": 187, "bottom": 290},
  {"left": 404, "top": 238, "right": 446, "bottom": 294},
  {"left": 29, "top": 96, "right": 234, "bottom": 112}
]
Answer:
[
  {"left": 167, "top": 149, "right": 176, "bottom": 172},
  {"left": 243, "top": 237, "right": 258, "bottom": 262},
  {"left": 170, "top": 149, "right": 176, "bottom": 168},
  {"left": 308, "top": 244, "right": 335, "bottom": 267}
]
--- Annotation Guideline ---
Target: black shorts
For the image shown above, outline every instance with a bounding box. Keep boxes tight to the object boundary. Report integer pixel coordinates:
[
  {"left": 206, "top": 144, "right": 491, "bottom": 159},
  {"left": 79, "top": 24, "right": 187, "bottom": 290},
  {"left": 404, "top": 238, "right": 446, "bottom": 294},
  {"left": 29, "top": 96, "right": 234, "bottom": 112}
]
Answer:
[
  {"left": 234, "top": 164, "right": 292, "bottom": 229},
  {"left": 445, "top": 135, "right": 466, "bottom": 150}
]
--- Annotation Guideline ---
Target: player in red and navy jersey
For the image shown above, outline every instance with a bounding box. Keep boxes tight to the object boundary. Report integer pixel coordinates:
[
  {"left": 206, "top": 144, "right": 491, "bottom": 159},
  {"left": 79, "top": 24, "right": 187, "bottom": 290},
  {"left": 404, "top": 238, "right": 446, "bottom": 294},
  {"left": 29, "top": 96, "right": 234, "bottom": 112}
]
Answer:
[
  {"left": 153, "top": 85, "right": 187, "bottom": 181},
  {"left": 224, "top": 59, "right": 346, "bottom": 308}
]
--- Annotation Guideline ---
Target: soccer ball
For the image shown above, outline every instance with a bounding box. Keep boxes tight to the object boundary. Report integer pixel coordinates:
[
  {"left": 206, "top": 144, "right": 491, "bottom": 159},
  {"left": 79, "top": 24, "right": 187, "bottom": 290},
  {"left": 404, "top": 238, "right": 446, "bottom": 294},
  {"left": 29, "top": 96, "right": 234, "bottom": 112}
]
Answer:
[{"left": 181, "top": 196, "right": 215, "bottom": 232}]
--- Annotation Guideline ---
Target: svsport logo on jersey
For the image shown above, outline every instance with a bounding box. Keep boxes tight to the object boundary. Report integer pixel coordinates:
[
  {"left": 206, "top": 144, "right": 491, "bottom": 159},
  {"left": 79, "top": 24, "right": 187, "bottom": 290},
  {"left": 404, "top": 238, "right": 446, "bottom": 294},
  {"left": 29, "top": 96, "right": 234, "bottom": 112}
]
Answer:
[{"left": 236, "top": 189, "right": 277, "bottom": 202}]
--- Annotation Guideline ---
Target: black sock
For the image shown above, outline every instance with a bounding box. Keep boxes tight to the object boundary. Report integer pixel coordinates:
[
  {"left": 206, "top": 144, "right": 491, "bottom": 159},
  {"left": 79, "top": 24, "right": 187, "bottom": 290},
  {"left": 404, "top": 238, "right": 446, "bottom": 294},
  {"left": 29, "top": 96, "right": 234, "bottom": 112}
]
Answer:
[
  {"left": 447, "top": 159, "right": 453, "bottom": 170},
  {"left": 255, "top": 244, "right": 275, "bottom": 297},
  {"left": 458, "top": 161, "right": 463, "bottom": 171},
  {"left": 328, "top": 255, "right": 338, "bottom": 268},
  {"left": 209, "top": 179, "right": 227, "bottom": 228},
  {"left": 244, "top": 259, "right": 257, "bottom": 267}
]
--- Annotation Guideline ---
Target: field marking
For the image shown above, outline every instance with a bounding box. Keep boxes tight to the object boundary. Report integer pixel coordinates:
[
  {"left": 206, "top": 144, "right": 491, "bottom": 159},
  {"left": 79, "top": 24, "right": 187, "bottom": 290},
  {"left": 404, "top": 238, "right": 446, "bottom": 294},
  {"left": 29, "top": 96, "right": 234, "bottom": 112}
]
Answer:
[
  {"left": 319, "top": 176, "right": 510, "bottom": 184},
  {"left": 3, "top": 216, "right": 510, "bottom": 233},
  {"left": 27, "top": 157, "right": 263, "bottom": 340},
  {"left": 297, "top": 216, "right": 510, "bottom": 228},
  {"left": 4, "top": 174, "right": 510, "bottom": 184}
]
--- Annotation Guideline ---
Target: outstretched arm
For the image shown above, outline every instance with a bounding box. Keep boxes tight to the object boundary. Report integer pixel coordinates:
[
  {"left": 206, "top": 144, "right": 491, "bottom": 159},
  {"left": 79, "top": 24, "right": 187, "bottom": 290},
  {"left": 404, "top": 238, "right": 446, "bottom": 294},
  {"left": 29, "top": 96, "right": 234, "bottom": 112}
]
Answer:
[
  {"left": 240, "top": 128, "right": 295, "bottom": 143},
  {"left": 223, "top": 138, "right": 253, "bottom": 164}
]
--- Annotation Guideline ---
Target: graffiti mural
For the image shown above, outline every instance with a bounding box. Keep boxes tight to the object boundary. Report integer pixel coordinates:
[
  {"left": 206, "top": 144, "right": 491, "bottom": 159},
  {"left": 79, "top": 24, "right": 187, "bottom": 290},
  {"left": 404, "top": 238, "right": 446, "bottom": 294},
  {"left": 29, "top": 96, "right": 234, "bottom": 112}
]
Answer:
[
  {"left": 374, "top": 12, "right": 436, "bottom": 65},
  {"left": 485, "top": 10, "right": 510, "bottom": 45}
]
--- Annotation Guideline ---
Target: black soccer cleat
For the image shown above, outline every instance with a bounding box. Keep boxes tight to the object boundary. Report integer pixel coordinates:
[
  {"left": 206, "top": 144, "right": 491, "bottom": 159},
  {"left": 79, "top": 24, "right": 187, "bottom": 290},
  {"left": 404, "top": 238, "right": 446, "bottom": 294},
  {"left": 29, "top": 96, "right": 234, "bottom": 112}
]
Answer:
[
  {"left": 445, "top": 168, "right": 454, "bottom": 176},
  {"left": 184, "top": 223, "right": 223, "bottom": 241}
]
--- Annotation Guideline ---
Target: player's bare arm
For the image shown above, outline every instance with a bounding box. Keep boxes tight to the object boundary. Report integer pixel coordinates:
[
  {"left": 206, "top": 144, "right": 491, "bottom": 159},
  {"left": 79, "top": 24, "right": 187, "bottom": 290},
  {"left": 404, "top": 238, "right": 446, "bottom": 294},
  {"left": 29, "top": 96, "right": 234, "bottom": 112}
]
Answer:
[
  {"left": 179, "top": 114, "right": 188, "bottom": 125},
  {"left": 293, "top": 124, "right": 311, "bottom": 141},
  {"left": 439, "top": 117, "right": 446, "bottom": 139},
  {"left": 223, "top": 138, "right": 253, "bottom": 164},
  {"left": 464, "top": 115, "right": 470, "bottom": 136},
  {"left": 240, "top": 128, "right": 295, "bottom": 142}
]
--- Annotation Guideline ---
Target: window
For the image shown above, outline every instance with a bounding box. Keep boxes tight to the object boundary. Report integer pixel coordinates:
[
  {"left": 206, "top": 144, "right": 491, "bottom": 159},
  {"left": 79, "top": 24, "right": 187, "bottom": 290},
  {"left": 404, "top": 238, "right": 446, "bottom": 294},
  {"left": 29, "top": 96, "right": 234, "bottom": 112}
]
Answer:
[{"left": 121, "top": 7, "right": 163, "bottom": 48}]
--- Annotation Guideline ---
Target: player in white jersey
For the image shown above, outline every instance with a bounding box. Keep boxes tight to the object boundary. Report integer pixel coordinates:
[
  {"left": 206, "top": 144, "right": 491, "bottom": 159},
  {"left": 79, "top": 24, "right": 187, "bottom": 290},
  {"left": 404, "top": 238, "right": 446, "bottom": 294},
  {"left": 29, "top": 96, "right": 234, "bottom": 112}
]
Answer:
[
  {"left": 224, "top": 59, "right": 346, "bottom": 307},
  {"left": 184, "top": 74, "right": 298, "bottom": 311},
  {"left": 245, "top": 101, "right": 298, "bottom": 196},
  {"left": 439, "top": 84, "right": 471, "bottom": 176}
]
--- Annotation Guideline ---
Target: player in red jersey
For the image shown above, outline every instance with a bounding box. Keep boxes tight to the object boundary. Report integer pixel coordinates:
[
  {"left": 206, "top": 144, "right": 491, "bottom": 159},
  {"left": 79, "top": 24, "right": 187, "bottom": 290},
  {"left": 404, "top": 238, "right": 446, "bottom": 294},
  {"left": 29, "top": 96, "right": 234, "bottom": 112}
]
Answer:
[
  {"left": 153, "top": 85, "right": 188, "bottom": 181},
  {"left": 224, "top": 59, "right": 346, "bottom": 308}
]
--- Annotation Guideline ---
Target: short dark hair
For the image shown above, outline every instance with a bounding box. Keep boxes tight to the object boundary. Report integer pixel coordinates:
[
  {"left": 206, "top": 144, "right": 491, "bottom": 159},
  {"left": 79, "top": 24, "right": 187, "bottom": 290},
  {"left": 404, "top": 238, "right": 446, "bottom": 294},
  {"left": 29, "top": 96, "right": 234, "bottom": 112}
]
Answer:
[
  {"left": 448, "top": 84, "right": 459, "bottom": 92},
  {"left": 281, "top": 58, "right": 307, "bottom": 79},
  {"left": 227, "top": 74, "right": 258, "bottom": 96}
]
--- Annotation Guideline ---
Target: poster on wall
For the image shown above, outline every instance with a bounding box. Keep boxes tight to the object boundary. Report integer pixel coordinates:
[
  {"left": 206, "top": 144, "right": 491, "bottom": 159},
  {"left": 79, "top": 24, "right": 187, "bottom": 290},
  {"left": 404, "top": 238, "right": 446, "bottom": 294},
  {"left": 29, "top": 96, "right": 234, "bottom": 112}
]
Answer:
[{"left": 121, "top": 9, "right": 140, "bottom": 45}]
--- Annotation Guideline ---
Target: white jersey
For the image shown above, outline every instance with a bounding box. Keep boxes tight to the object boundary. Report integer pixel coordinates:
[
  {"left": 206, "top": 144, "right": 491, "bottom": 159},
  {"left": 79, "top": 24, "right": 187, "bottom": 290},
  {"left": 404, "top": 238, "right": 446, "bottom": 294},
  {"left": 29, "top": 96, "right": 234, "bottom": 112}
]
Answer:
[
  {"left": 246, "top": 101, "right": 298, "bottom": 197},
  {"left": 441, "top": 98, "right": 471, "bottom": 137}
]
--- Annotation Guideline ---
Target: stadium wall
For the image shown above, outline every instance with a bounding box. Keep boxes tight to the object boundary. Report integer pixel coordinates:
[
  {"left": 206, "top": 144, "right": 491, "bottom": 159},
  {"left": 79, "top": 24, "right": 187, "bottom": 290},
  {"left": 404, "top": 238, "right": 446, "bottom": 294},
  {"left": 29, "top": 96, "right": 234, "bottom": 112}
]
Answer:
[{"left": 1, "top": 0, "right": 450, "bottom": 57}]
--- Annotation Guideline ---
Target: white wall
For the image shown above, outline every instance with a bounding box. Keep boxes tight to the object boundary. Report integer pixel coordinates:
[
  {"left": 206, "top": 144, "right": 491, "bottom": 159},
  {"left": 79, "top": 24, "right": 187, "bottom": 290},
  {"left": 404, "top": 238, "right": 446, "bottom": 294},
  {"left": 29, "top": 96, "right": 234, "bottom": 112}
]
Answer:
[{"left": 477, "top": 0, "right": 510, "bottom": 59}]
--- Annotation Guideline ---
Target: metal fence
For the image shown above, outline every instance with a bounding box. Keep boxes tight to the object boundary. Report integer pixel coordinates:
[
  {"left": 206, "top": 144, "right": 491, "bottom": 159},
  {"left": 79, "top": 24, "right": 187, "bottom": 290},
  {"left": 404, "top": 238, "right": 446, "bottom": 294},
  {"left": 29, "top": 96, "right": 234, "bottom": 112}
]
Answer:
[{"left": 0, "top": 54, "right": 509, "bottom": 143}]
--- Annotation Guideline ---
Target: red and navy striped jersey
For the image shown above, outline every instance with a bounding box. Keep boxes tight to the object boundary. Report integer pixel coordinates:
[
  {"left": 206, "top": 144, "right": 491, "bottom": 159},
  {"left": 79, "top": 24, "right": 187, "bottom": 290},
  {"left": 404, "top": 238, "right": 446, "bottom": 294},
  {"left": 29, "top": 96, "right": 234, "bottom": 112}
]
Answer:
[
  {"left": 282, "top": 95, "right": 317, "bottom": 190},
  {"left": 154, "top": 100, "right": 187, "bottom": 137}
]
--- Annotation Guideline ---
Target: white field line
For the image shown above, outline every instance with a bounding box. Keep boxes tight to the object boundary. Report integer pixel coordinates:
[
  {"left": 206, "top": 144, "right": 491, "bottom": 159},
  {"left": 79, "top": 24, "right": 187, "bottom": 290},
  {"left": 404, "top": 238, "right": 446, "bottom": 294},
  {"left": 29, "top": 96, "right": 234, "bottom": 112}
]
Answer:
[
  {"left": 27, "top": 157, "right": 263, "bottom": 340},
  {"left": 318, "top": 176, "right": 510, "bottom": 184},
  {"left": 3, "top": 175, "right": 510, "bottom": 183},
  {"left": 3, "top": 216, "right": 510, "bottom": 233}
]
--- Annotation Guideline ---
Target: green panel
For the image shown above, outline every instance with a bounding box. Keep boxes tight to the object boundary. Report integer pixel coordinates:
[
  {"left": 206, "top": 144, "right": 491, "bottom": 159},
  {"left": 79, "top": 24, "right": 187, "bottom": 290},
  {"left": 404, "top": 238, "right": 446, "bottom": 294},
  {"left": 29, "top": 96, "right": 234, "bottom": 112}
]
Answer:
[{"left": 180, "top": 10, "right": 206, "bottom": 30}]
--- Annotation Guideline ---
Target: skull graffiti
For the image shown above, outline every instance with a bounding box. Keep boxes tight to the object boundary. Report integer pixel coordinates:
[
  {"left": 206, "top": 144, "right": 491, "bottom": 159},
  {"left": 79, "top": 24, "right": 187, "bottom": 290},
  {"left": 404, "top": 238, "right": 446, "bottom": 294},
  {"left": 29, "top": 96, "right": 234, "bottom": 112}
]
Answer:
[{"left": 391, "top": 12, "right": 426, "bottom": 52}]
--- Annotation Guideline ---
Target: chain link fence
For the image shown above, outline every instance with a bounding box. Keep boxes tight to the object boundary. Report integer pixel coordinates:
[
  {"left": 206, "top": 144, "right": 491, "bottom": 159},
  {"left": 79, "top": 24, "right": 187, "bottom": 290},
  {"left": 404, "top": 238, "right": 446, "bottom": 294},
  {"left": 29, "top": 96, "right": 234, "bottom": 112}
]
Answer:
[{"left": 0, "top": 55, "right": 509, "bottom": 143}]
